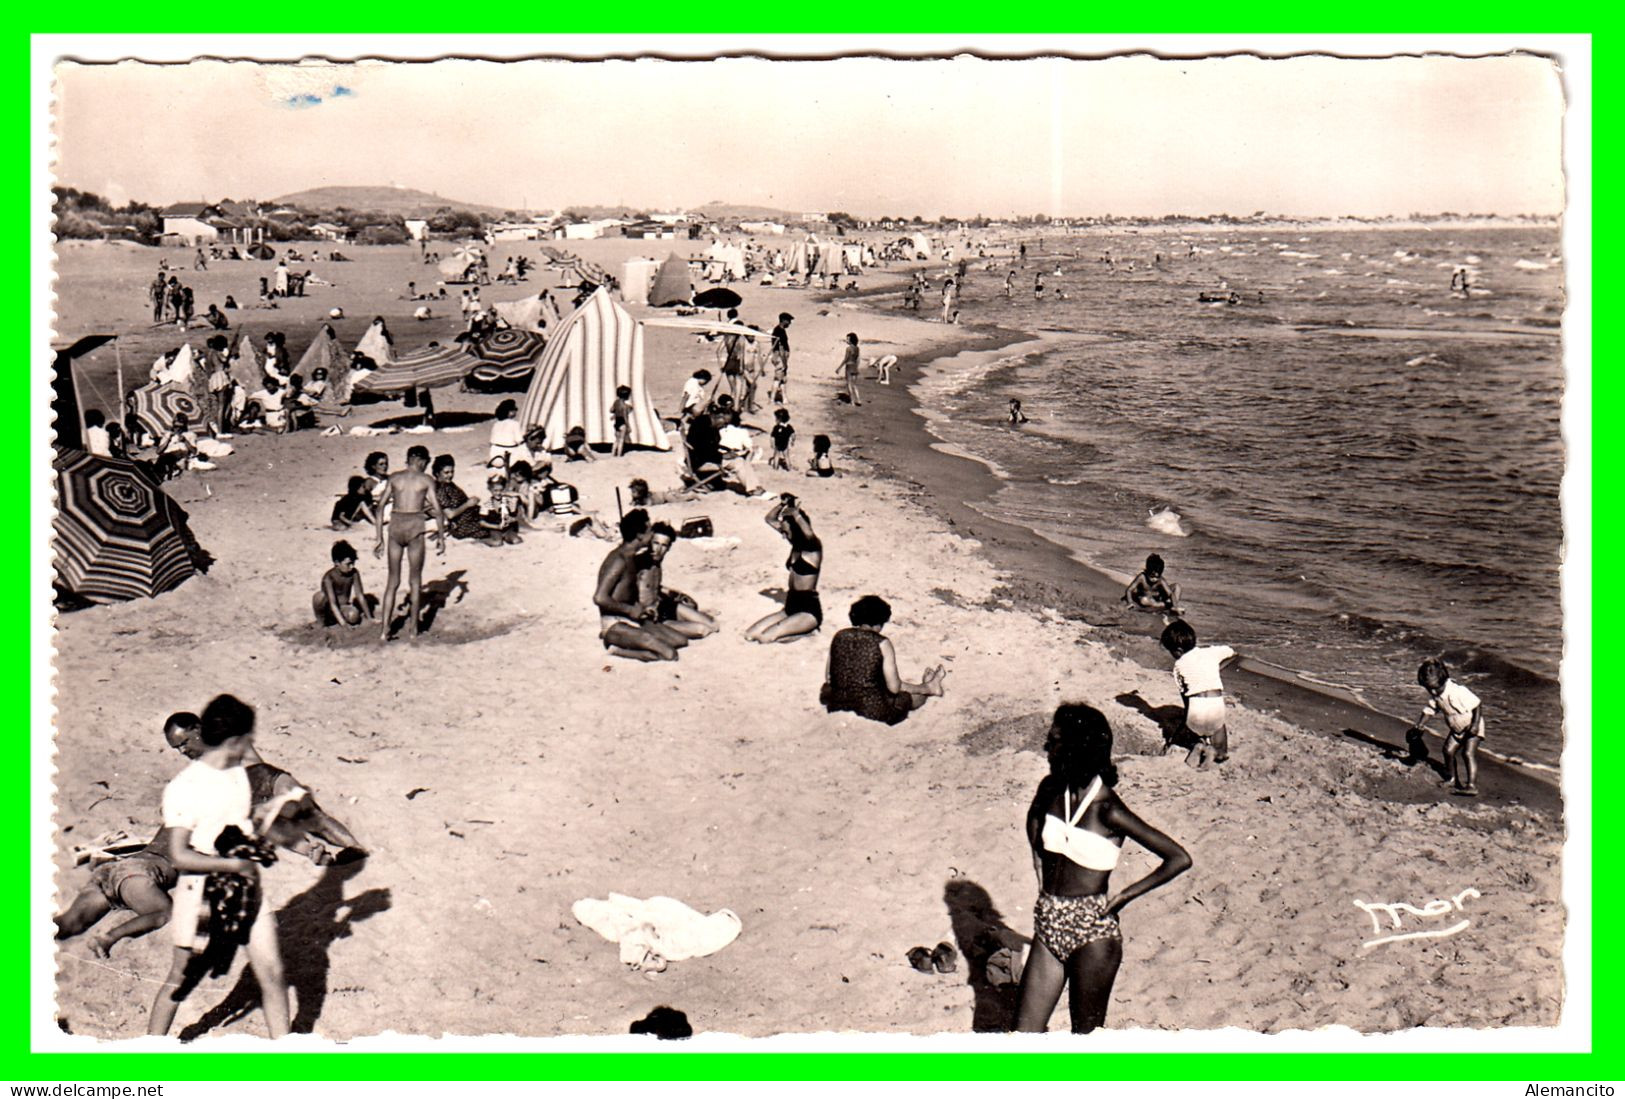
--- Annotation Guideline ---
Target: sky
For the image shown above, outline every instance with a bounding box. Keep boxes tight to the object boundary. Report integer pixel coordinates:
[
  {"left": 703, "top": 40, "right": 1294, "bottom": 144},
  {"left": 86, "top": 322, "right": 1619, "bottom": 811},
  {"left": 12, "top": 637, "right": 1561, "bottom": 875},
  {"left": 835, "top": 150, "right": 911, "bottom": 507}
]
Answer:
[{"left": 52, "top": 52, "right": 1566, "bottom": 219}]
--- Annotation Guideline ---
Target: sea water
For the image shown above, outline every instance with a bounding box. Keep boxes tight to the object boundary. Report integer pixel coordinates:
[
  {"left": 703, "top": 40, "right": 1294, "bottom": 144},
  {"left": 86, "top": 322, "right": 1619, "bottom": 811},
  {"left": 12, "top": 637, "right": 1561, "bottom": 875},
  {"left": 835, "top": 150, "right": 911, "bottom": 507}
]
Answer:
[{"left": 902, "top": 227, "right": 1566, "bottom": 767}]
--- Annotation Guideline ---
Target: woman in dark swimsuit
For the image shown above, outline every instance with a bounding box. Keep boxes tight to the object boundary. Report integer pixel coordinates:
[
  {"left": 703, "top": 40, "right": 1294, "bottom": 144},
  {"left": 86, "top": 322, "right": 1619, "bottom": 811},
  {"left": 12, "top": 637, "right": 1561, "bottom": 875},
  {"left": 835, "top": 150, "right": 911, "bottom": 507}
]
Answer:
[
  {"left": 745, "top": 495, "right": 825, "bottom": 644},
  {"left": 1014, "top": 703, "right": 1191, "bottom": 1034},
  {"left": 819, "top": 595, "right": 947, "bottom": 724},
  {"left": 431, "top": 455, "right": 486, "bottom": 542}
]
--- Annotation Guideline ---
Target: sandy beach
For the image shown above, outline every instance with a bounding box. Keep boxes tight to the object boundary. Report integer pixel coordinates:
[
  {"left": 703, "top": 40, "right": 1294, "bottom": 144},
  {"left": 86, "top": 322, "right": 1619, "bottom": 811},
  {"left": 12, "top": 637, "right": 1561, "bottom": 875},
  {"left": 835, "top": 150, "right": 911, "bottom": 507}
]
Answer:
[{"left": 50, "top": 236, "right": 1564, "bottom": 1040}]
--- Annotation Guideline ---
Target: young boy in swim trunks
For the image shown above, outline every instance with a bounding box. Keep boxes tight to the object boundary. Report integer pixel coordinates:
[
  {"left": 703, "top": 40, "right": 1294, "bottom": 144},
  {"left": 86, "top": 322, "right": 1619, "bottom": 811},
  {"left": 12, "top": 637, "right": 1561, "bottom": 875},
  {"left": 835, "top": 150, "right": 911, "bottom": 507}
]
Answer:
[
  {"left": 1123, "top": 554, "right": 1184, "bottom": 617},
  {"left": 314, "top": 540, "right": 373, "bottom": 628},
  {"left": 1412, "top": 658, "right": 1485, "bottom": 797},
  {"left": 1160, "top": 619, "right": 1236, "bottom": 770},
  {"left": 373, "top": 445, "right": 447, "bottom": 642}
]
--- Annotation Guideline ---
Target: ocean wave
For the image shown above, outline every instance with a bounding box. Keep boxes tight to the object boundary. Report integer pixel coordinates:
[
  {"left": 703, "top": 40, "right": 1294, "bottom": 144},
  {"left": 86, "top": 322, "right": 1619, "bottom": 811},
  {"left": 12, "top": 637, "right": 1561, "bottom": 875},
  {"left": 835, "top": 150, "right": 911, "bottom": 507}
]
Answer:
[
  {"left": 1514, "top": 258, "right": 1550, "bottom": 271},
  {"left": 1146, "top": 507, "right": 1189, "bottom": 537}
]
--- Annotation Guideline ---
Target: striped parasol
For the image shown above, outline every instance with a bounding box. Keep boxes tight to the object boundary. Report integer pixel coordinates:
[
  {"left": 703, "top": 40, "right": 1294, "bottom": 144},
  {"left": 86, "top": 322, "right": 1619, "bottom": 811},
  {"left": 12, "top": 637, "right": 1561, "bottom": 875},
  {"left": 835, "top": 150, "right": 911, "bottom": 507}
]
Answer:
[
  {"left": 53, "top": 449, "right": 202, "bottom": 602},
  {"left": 349, "top": 343, "right": 478, "bottom": 394},
  {"left": 469, "top": 328, "right": 547, "bottom": 383},
  {"left": 129, "top": 383, "right": 203, "bottom": 438}
]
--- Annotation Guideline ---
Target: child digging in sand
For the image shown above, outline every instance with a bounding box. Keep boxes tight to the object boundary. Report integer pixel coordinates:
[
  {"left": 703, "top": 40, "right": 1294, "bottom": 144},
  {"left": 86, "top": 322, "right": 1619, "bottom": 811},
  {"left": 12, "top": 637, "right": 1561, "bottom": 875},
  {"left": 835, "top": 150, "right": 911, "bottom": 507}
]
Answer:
[
  {"left": 1160, "top": 619, "right": 1236, "bottom": 770},
  {"left": 314, "top": 540, "right": 374, "bottom": 629},
  {"left": 1411, "top": 658, "right": 1485, "bottom": 797}
]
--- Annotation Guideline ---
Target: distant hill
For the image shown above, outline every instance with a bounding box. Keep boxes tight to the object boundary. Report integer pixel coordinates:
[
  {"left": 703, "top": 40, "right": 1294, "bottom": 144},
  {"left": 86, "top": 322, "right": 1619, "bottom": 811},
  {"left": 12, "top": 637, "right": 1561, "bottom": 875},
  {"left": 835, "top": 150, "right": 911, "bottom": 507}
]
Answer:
[
  {"left": 695, "top": 202, "right": 800, "bottom": 222},
  {"left": 271, "top": 186, "right": 513, "bottom": 218}
]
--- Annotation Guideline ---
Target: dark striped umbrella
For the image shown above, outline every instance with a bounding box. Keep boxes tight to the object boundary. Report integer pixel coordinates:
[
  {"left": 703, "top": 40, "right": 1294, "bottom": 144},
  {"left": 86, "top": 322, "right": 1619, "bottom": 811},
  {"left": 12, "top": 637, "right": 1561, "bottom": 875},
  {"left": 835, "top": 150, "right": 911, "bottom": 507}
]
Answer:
[
  {"left": 129, "top": 383, "right": 203, "bottom": 438},
  {"left": 53, "top": 449, "right": 201, "bottom": 602},
  {"left": 349, "top": 344, "right": 478, "bottom": 394},
  {"left": 469, "top": 328, "right": 547, "bottom": 383}
]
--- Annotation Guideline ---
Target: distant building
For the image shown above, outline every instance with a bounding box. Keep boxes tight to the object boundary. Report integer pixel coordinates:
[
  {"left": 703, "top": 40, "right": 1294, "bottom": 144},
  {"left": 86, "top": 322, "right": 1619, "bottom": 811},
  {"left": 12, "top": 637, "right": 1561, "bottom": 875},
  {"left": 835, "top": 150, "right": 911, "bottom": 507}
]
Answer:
[
  {"left": 620, "top": 221, "right": 675, "bottom": 240},
  {"left": 160, "top": 203, "right": 220, "bottom": 245},
  {"left": 649, "top": 212, "right": 689, "bottom": 225},
  {"left": 487, "top": 223, "right": 542, "bottom": 242},
  {"left": 738, "top": 220, "right": 786, "bottom": 235},
  {"left": 404, "top": 219, "right": 430, "bottom": 242},
  {"left": 562, "top": 219, "right": 625, "bottom": 240},
  {"left": 309, "top": 222, "right": 348, "bottom": 242},
  {"left": 802, "top": 212, "right": 829, "bottom": 223}
]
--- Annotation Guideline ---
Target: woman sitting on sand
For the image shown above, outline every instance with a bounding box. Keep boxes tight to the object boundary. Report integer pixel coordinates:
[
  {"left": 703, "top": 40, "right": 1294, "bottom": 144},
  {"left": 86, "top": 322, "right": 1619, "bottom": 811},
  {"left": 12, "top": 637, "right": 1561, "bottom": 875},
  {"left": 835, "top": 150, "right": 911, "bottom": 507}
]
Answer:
[
  {"left": 819, "top": 595, "right": 946, "bottom": 724},
  {"left": 431, "top": 455, "right": 487, "bottom": 542},
  {"left": 1014, "top": 703, "right": 1191, "bottom": 1034},
  {"left": 745, "top": 494, "right": 824, "bottom": 644},
  {"left": 489, "top": 399, "right": 532, "bottom": 468}
]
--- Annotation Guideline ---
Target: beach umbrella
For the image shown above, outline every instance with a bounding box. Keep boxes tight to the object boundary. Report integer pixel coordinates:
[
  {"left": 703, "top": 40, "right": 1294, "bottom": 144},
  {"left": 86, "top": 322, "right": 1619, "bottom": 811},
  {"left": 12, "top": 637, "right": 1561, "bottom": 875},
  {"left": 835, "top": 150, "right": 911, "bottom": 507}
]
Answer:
[
  {"left": 53, "top": 449, "right": 202, "bottom": 602},
  {"left": 438, "top": 245, "right": 484, "bottom": 283},
  {"left": 692, "top": 287, "right": 742, "bottom": 310},
  {"left": 468, "top": 328, "right": 547, "bottom": 383},
  {"left": 349, "top": 343, "right": 478, "bottom": 395},
  {"left": 129, "top": 383, "right": 203, "bottom": 438}
]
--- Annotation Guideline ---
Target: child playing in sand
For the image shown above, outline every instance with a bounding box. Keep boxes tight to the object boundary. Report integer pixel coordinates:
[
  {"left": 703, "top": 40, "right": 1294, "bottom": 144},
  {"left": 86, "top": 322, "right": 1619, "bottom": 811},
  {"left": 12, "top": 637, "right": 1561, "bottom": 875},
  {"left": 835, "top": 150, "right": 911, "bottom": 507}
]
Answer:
[
  {"left": 769, "top": 408, "right": 796, "bottom": 471},
  {"left": 806, "top": 434, "right": 839, "bottom": 478},
  {"left": 1411, "top": 658, "right": 1485, "bottom": 797},
  {"left": 148, "top": 694, "right": 289, "bottom": 1038},
  {"left": 314, "top": 540, "right": 373, "bottom": 628},
  {"left": 871, "top": 354, "right": 898, "bottom": 385},
  {"left": 1124, "top": 554, "right": 1183, "bottom": 617},
  {"left": 55, "top": 828, "right": 177, "bottom": 958},
  {"left": 610, "top": 385, "right": 634, "bottom": 458},
  {"left": 1160, "top": 619, "right": 1235, "bottom": 770},
  {"left": 563, "top": 424, "right": 598, "bottom": 463}
]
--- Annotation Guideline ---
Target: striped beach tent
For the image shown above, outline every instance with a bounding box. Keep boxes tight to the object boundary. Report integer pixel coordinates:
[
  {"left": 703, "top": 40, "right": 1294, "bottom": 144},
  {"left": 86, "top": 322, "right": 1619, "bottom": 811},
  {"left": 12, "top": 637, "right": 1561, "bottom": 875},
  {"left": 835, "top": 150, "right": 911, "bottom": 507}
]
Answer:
[
  {"left": 516, "top": 288, "right": 670, "bottom": 453},
  {"left": 53, "top": 449, "right": 203, "bottom": 603},
  {"left": 228, "top": 331, "right": 263, "bottom": 392},
  {"left": 349, "top": 343, "right": 478, "bottom": 395}
]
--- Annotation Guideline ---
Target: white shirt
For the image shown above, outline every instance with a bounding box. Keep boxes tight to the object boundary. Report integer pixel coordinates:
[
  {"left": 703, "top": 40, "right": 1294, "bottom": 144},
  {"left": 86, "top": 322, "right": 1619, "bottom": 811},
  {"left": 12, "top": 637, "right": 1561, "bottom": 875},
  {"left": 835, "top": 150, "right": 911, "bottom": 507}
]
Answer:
[
  {"left": 85, "top": 425, "right": 111, "bottom": 457},
  {"left": 1173, "top": 645, "right": 1235, "bottom": 697},
  {"left": 681, "top": 377, "right": 706, "bottom": 411},
  {"left": 161, "top": 760, "right": 252, "bottom": 855},
  {"left": 1420, "top": 680, "right": 1481, "bottom": 732}
]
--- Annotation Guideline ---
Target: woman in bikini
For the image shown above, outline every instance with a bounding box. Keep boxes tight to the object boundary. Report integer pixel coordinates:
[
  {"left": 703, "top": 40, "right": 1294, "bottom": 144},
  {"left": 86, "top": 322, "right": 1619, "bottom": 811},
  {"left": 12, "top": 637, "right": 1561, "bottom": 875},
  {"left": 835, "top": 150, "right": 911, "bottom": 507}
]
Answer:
[
  {"left": 1015, "top": 703, "right": 1192, "bottom": 1033},
  {"left": 745, "top": 495, "right": 824, "bottom": 644}
]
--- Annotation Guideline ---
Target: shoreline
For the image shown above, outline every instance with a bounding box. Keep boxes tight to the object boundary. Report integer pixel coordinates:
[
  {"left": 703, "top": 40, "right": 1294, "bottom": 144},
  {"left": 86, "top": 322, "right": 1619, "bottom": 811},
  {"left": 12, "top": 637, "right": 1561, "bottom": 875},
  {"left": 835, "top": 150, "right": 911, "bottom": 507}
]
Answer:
[{"left": 827, "top": 298, "right": 1561, "bottom": 815}]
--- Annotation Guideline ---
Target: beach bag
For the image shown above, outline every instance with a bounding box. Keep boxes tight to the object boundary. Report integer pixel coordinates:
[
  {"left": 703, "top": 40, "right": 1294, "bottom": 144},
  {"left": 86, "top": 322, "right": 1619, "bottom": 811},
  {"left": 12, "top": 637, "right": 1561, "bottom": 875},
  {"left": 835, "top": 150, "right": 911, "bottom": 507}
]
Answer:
[
  {"left": 678, "top": 516, "right": 713, "bottom": 539},
  {"left": 547, "top": 482, "right": 580, "bottom": 515}
]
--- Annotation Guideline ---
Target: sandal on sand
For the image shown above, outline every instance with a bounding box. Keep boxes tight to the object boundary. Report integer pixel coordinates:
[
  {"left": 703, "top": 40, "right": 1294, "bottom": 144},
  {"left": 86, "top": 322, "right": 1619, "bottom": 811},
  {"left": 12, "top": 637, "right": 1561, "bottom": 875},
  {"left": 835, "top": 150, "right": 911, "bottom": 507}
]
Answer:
[
  {"left": 906, "top": 946, "right": 934, "bottom": 974},
  {"left": 931, "top": 942, "right": 958, "bottom": 974}
]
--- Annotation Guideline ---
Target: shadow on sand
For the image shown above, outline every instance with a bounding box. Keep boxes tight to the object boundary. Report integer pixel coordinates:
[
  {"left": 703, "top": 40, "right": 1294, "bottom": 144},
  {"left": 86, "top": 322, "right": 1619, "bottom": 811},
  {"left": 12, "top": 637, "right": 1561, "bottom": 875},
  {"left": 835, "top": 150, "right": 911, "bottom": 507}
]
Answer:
[
  {"left": 179, "top": 859, "right": 390, "bottom": 1040},
  {"left": 1114, "top": 691, "right": 1192, "bottom": 750},
  {"left": 942, "top": 878, "right": 1028, "bottom": 1033}
]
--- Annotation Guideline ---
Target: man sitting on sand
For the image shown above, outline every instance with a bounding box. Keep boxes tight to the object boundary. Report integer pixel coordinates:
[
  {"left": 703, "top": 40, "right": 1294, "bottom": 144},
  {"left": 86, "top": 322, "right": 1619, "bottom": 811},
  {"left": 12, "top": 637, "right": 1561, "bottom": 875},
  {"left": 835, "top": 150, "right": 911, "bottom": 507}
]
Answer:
[
  {"left": 594, "top": 509, "right": 679, "bottom": 663},
  {"left": 373, "top": 445, "right": 447, "bottom": 642},
  {"left": 636, "top": 521, "right": 718, "bottom": 643}
]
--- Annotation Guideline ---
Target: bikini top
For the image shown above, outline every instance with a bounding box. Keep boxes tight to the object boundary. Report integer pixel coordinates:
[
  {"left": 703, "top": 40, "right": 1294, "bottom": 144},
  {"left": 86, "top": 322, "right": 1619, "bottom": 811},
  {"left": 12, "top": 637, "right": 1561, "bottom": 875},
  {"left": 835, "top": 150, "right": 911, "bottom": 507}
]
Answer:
[{"left": 1040, "top": 777, "right": 1123, "bottom": 871}]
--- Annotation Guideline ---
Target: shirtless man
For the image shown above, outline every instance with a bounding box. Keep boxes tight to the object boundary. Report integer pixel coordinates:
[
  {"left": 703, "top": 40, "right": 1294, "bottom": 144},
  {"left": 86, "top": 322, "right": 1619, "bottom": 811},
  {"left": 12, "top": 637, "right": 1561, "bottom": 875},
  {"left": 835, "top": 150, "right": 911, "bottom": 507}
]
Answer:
[
  {"left": 373, "top": 445, "right": 447, "bottom": 641},
  {"left": 635, "top": 521, "right": 718, "bottom": 643},
  {"left": 594, "top": 509, "right": 678, "bottom": 662}
]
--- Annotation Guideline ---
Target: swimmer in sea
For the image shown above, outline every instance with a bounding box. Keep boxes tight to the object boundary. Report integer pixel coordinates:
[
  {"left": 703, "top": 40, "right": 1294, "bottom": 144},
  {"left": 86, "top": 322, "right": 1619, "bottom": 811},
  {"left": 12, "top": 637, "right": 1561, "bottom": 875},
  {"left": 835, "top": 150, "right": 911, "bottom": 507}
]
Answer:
[
  {"left": 1009, "top": 398, "right": 1030, "bottom": 424},
  {"left": 373, "top": 445, "right": 447, "bottom": 641}
]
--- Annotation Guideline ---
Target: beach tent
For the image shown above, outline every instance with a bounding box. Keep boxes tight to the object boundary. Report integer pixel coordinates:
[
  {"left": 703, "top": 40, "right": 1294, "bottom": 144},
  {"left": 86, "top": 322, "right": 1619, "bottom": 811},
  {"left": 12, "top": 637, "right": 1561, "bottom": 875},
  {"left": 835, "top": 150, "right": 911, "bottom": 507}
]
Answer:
[
  {"left": 843, "top": 245, "right": 864, "bottom": 272},
  {"left": 492, "top": 291, "right": 563, "bottom": 334},
  {"left": 516, "top": 287, "right": 670, "bottom": 453},
  {"left": 355, "top": 319, "right": 395, "bottom": 366},
  {"left": 621, "top": 259, "right": 659, "bottom": 305},
  {"left": 228, "top": 332, "right": 263, "bottom": 392},
  {"left": 51, "top": 335, "right": 118, "bottom": 451},
  {"left": 53, "top": 448, "right": 205, "bottom": 603},
  {"left": 647, "top": 254, "right": 694, "bottom": 307},
  {"left": 296, "top": 324, "right": 351, "bottom": 403},
  {"left": 910, "top": 234, "right": 931, "bottom": 259},
  {"left": 818, "top": 242, "right": 845, "bottom": 275}
]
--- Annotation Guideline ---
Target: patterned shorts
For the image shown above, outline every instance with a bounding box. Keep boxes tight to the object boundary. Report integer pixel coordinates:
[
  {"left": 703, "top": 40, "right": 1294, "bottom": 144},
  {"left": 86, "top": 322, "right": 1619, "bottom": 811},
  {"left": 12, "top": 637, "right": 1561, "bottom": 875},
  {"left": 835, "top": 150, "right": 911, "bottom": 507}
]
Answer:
[
  {"left": 1034, "top": 892, "right": 1121, "bottom": 962},
  {"left": 90, "top": 856, "right": 176, "bottom": 910}
]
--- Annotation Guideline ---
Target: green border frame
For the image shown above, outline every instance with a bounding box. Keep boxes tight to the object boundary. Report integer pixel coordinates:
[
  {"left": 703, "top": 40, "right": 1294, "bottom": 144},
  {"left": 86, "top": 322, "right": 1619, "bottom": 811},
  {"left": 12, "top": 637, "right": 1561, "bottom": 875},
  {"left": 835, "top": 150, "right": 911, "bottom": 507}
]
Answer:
[{"left": 15, "top": 27, "right": 1600, "bottom": 1082}]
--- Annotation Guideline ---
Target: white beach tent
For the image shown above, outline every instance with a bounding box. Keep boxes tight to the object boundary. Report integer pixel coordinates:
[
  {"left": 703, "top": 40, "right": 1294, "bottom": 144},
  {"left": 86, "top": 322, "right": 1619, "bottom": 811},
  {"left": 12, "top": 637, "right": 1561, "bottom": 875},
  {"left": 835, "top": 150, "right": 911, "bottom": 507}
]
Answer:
[{"left": 516, "top": 288, "right": 671, "bottom": 453}]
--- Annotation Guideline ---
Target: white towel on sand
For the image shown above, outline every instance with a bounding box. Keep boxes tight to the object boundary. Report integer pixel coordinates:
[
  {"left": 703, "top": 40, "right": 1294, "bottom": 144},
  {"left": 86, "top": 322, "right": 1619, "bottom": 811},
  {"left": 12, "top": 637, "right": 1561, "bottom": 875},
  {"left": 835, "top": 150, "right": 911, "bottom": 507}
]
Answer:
[{"left": 572, "top": 894, "right": 741, "bottom": 965}]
